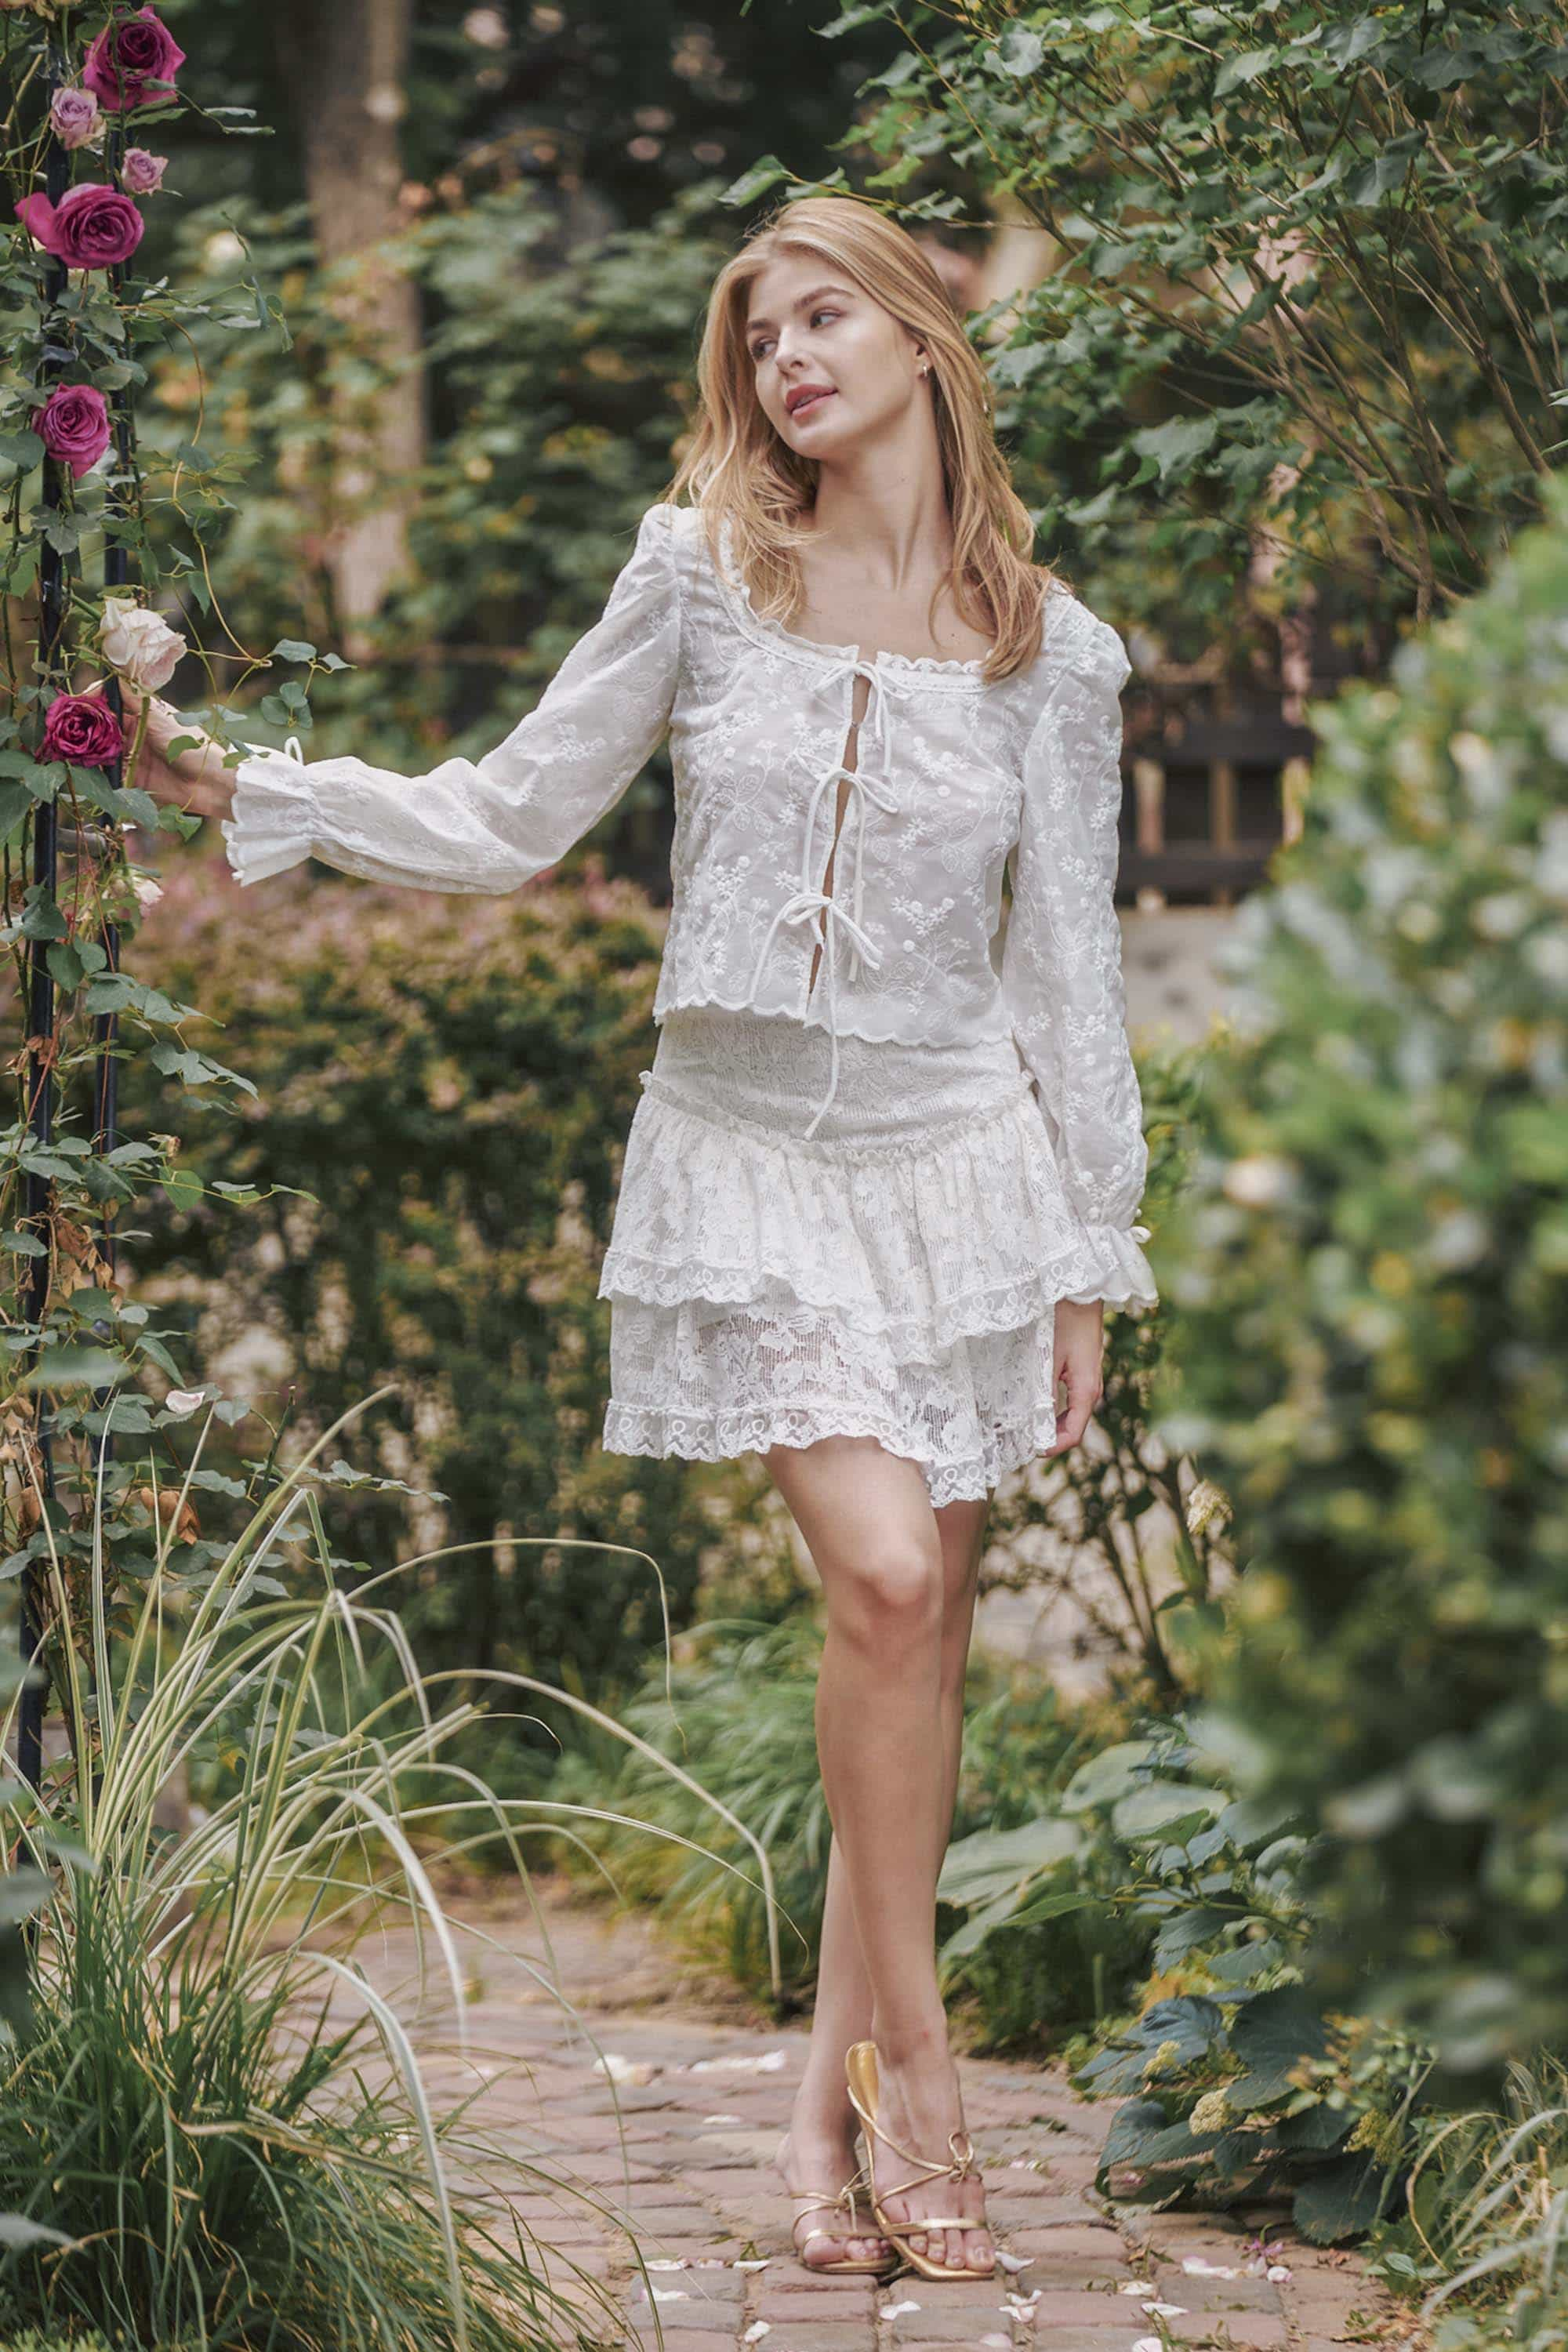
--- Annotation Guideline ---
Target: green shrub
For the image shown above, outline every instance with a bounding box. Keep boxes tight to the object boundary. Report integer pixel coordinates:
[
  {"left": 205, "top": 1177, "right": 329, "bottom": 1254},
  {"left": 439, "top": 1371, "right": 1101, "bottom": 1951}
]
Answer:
[
  {"left": 1149, "top": 470, "right": 1568, "bottom": 2090},
  {"left": 131, "top": 858, "right": 755, "bottom": 1725},
  {"left": 983, "top": 1035, "right": 1218, "bottom": 1706}
]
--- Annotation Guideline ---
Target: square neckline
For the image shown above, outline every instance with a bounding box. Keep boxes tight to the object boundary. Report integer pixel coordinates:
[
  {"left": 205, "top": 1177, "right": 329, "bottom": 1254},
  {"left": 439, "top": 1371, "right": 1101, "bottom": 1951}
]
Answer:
[{"left": 702, "top": 507, "right": 994, "bottom": 681}]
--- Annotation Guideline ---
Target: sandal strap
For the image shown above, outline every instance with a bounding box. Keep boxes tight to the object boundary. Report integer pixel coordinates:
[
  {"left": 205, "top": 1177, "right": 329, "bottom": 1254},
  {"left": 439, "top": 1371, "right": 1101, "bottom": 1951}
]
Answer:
[
  {"left": 846, "top": 2078, "right": 978, "bottom": 2190},
  {"left": 789, "top": 2182, "right": 857, "bottom": 2222}
]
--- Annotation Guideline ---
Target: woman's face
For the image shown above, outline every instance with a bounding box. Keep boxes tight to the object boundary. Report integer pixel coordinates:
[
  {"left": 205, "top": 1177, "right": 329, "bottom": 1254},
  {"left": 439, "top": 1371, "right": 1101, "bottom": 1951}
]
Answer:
[{"left": 742, "top": 249, "right": 927, "bottom": 462}]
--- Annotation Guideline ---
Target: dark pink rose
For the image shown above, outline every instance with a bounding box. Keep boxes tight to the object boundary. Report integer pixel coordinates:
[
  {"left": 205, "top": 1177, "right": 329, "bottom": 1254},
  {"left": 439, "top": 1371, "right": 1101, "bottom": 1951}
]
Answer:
[
  {"left": 31, "top": 383, "right": 112, "bottom": 480},
  {"left": 42, "top": 692, "right": 125, "bottom": 770},
  {"left": 119, "top": 147, "right": 167, "bottom": 194},
  {"left": 82, "top": 7, "right": 186, "bottom": 113},
  {"left": 13, "top": 182, "right": 145, "bottom": 270}
]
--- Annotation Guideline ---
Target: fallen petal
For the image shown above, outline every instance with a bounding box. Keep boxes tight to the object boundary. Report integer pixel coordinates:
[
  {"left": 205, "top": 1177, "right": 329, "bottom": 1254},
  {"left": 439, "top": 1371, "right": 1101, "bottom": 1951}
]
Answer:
[{"left": 742, "top": 2326, "right": 771, "bottom": 2344}]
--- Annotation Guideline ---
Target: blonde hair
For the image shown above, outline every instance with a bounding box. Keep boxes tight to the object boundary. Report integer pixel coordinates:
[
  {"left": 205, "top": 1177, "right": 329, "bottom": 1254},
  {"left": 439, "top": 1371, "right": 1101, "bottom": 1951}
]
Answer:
[{"left": 664, "top": 195, "right": 1060, "bottom": 684}]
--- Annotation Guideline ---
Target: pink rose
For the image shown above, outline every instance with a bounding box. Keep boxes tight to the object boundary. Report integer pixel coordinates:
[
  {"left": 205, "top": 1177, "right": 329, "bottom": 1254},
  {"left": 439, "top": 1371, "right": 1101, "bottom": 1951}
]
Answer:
[
  {"left": 82, "top": 7, "right": 187, "bottom": 112},
  {"left": 42, "top": 692, "right": 125, "bottom": 770},
  {"left": 13, "top": 182, "right": 145, "bottom": 270},
  {"left": 50, "top": 85, "right": 103, "bottom": 152},
  {"left": 119, "top": 147, "right": 167, "bottom": 195},
  {"left": 32, "top": 383, "right": 112, "bottom": 480}
]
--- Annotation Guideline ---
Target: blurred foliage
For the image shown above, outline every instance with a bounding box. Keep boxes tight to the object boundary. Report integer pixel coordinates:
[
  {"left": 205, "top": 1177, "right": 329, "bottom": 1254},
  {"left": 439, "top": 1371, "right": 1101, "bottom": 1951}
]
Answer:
[
  {"left": 1144, "top": 470, "right": 1568, "bottom": 2092},
  {"left": 126, "top": 848, "right": 779, "bottom": 1719},
  {"left": 982, "top": 1036, "right": 1220, "bottom": 1706},
  {"left": 759, "top": 0, "right": 1566, "bottom": 659},
  {"left": 545, "top": 1613, "right": 1139, "bottom": 2009}
]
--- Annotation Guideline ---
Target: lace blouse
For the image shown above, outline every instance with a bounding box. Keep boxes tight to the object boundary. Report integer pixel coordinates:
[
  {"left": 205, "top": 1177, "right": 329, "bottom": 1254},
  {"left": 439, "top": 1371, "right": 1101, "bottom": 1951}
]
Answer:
[{"left": 222, "top": 499, "right": 1154, "bottom": 1294}]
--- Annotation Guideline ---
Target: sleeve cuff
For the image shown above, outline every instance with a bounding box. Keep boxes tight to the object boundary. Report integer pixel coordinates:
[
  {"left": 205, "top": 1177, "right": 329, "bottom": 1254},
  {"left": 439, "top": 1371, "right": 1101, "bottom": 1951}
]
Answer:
[
  {"left": 1058, "top": 1221, "right": 1158, "bottom": 1311},
  {"left": 221, "top": 742, "right": 318, "bottom": 887}
]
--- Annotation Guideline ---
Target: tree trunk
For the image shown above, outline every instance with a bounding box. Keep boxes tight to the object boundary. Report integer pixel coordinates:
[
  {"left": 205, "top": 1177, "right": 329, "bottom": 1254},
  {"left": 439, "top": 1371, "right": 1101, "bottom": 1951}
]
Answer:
[{"left": 274, "top": 0, "right": 425, "bottom": 662}]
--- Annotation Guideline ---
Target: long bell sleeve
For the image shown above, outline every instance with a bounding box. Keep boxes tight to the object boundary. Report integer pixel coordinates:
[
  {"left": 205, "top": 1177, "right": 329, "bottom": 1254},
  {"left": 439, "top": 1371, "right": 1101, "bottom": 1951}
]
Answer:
[
  {"left": 1001, "top": 618, "right": 1158, "bottom": 1310},
  {"left": 220, "top": 500, "right": 682, "bottom": 893}
]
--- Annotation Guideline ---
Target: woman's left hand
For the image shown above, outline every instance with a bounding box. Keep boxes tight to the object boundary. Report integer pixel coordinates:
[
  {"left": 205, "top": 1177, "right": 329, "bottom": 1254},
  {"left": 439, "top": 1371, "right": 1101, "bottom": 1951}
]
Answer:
[{"left": 1044, "top": 1298, "right": 1105, "bottom": 1456}]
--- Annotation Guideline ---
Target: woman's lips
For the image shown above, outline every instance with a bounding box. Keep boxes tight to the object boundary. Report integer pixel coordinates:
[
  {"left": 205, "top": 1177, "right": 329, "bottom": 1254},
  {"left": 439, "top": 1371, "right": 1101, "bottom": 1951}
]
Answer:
[{"left": 788, "top": 388, "right": 835, "bottom": 417}]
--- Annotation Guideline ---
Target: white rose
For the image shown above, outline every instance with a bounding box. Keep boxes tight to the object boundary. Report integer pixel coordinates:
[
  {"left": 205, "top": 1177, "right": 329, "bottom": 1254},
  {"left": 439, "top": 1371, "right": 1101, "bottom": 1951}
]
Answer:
[{"left": 98, "top": 595, "right": 187, "bottom": 692}]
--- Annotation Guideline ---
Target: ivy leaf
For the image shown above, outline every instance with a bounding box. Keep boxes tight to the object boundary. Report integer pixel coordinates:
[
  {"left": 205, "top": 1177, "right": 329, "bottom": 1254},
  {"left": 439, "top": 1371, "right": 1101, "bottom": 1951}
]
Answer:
[{"left": 270, "top": 638, "right": 317, "bottom": 662}]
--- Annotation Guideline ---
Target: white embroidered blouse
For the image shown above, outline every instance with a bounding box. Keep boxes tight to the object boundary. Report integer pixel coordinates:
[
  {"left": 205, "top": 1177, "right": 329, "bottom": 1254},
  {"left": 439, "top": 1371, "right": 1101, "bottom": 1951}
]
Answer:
[{"left": 222, "top": 499, "right": 1155, "bottom": 1303}]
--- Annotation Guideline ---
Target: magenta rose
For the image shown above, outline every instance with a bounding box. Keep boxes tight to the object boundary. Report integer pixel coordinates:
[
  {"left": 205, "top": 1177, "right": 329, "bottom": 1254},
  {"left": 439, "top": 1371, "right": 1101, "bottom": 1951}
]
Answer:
[
  {"left": 32, "top": 384, "right": 112, "bottom": 480},
  {"left": 42, "top": 692, "right": 125, "bottom": 771},
  {"left": 82, "top": 7, "right": 187, "bottom": 112},
  {"left": 49, "top": 85, "right": 103, "bottom": 152},
  {"left": 119, "top": 147, "right": 167, "bottom": 195},
  {"left": 14, "top": 182, "right": 144, "bottom": 270}
]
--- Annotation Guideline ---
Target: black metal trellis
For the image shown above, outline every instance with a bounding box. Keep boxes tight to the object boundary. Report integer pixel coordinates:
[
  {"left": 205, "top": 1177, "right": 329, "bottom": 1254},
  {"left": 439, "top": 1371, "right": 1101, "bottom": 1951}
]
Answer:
[{"left": 18, "top": 29, "right": 131, "bottom": 1795}]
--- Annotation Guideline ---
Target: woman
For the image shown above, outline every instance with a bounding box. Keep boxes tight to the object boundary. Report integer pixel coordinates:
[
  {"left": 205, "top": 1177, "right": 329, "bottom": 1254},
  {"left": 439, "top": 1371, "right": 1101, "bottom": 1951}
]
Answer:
[{"left": 122, "top": 194, "right": 1157, "bottom": 2283}]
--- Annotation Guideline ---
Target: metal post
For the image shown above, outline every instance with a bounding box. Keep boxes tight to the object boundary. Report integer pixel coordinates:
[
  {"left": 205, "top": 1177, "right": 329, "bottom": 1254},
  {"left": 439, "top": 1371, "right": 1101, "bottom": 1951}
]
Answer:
[{"left": 17, "top": 28, "right": 71, "bottom": 1794}]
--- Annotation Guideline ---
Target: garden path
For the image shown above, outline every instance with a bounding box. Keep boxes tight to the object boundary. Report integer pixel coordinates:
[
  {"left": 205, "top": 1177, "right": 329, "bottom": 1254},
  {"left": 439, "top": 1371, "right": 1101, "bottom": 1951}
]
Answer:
[{"left": 345, "top": 1871, "right": 1421, "bottom": 2352}]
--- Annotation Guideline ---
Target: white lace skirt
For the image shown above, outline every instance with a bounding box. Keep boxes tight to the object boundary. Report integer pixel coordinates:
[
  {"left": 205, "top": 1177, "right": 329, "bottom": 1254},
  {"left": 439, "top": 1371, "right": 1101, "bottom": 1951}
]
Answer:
[{"left": 598, "top": 1005, "right": 1112, "bottom": 1507}]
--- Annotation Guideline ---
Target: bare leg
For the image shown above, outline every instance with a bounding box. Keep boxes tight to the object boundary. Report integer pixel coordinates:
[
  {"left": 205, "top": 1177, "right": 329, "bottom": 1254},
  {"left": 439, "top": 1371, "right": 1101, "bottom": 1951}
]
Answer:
[{"left": 765, "top": 1436, "right": 994, "bottom": 2273}]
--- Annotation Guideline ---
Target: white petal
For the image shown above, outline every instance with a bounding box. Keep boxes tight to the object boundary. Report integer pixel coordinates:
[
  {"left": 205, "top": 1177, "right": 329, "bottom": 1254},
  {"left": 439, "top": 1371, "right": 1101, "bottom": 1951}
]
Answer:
[{"left": 742, "top": 2325, "right": 771, "bottom": 2343}]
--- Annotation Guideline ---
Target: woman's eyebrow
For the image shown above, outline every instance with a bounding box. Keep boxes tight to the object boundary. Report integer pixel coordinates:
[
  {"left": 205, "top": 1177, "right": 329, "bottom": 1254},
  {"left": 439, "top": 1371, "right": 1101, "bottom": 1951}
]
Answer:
[{"left": 746, "top": 283, "right": 858, "bottom": 336}]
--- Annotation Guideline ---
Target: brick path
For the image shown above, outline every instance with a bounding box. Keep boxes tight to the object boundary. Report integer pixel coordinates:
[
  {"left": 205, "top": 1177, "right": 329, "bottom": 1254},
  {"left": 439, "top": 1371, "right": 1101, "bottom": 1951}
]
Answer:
[{"left": 347, "top": 1874, "right": 1421, "bottom": 2352}]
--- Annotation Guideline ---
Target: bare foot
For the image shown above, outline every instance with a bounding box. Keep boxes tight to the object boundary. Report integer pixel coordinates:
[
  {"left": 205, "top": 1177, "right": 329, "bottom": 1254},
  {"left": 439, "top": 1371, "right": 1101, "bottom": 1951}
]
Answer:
[
  {"left": 775, "top": 2126, "right": 891, "bottom": 2270},
  {"left": 862, "top": 2035, "right": 993, "bottom": 2274}
]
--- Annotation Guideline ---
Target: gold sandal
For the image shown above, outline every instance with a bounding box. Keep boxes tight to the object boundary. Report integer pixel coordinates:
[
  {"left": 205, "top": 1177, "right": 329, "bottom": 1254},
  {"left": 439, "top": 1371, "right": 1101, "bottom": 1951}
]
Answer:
[
  {"left": 844, "top": 2039, "right": 995, "bottom": 2282},
  {"left": 775, "top": 2129, "right": 900, "bottom": 2276}
]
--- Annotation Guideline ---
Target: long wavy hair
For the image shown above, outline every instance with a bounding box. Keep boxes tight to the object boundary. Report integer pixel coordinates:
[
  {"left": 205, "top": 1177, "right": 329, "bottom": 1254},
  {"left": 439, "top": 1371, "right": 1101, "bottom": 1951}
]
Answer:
[{"left": 663, "top": 195, "right": 1061, "bottom": 685}]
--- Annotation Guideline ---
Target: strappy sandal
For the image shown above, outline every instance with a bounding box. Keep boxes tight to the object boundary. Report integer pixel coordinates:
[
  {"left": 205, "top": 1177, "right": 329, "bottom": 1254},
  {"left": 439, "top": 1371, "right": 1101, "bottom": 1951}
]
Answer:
[
  {"left": 844, "top": 2038, "right": 995, "bottom": 2282},
  {"left": 775, "top": 2129, "right": 901, "bottom": 2276}
]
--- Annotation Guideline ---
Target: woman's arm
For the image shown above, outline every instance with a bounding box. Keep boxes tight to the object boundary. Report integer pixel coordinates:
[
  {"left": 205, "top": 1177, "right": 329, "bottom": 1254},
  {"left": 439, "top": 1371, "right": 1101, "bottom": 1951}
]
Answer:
[
  {"left": 109, "top": 502, "right": 684, "bottom": 893},
  {"left": 1000, "top": 616, "right": 1157, "bottom": 1310},
  {"left": 222, "top": 500, "right": 683, "bottom": 893}
]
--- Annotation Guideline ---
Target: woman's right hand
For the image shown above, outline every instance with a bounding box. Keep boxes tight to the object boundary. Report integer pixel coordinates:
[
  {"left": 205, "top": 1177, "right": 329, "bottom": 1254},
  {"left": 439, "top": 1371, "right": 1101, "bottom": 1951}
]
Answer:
[{"left": 85, "top": 680, "right": 234, "bottom": 816}]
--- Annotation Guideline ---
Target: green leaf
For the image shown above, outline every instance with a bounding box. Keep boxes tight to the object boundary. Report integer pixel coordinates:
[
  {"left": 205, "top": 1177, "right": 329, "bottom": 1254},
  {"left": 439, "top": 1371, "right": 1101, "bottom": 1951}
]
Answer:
[
  {"left": 1291, "top": 2150, "right": 1393, "bottom": 2241},
  {"left": 1131, "top": 415, "right": 1219, "bottom": 482},
  {"left": 17, "top": 1345, "right": 129, "bottom": 1391},
  {"left": 996, "top": 27, "right": 1044, "bottom": 75},
  {"left": 1214, "top": 48, "right": 1275, "bottom": 96},
  {"left": 936, "top": 1814, "right": 1081, "bottom": 1907},
  {"left": 45, "top": 939, "right": 86, "bottom": 992},
  {"left": 270, "top": 638, "right": 318, "bottom": 662},
  {"left": 720, "top": 155, "right": 792, "bottom": 208}
]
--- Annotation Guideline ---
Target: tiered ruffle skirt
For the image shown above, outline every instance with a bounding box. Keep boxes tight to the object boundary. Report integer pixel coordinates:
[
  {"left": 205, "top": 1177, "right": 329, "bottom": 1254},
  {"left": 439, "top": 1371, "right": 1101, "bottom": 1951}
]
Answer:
[{"left": 599, "top": 1007, "right": 1155, "bottom": 1506}]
